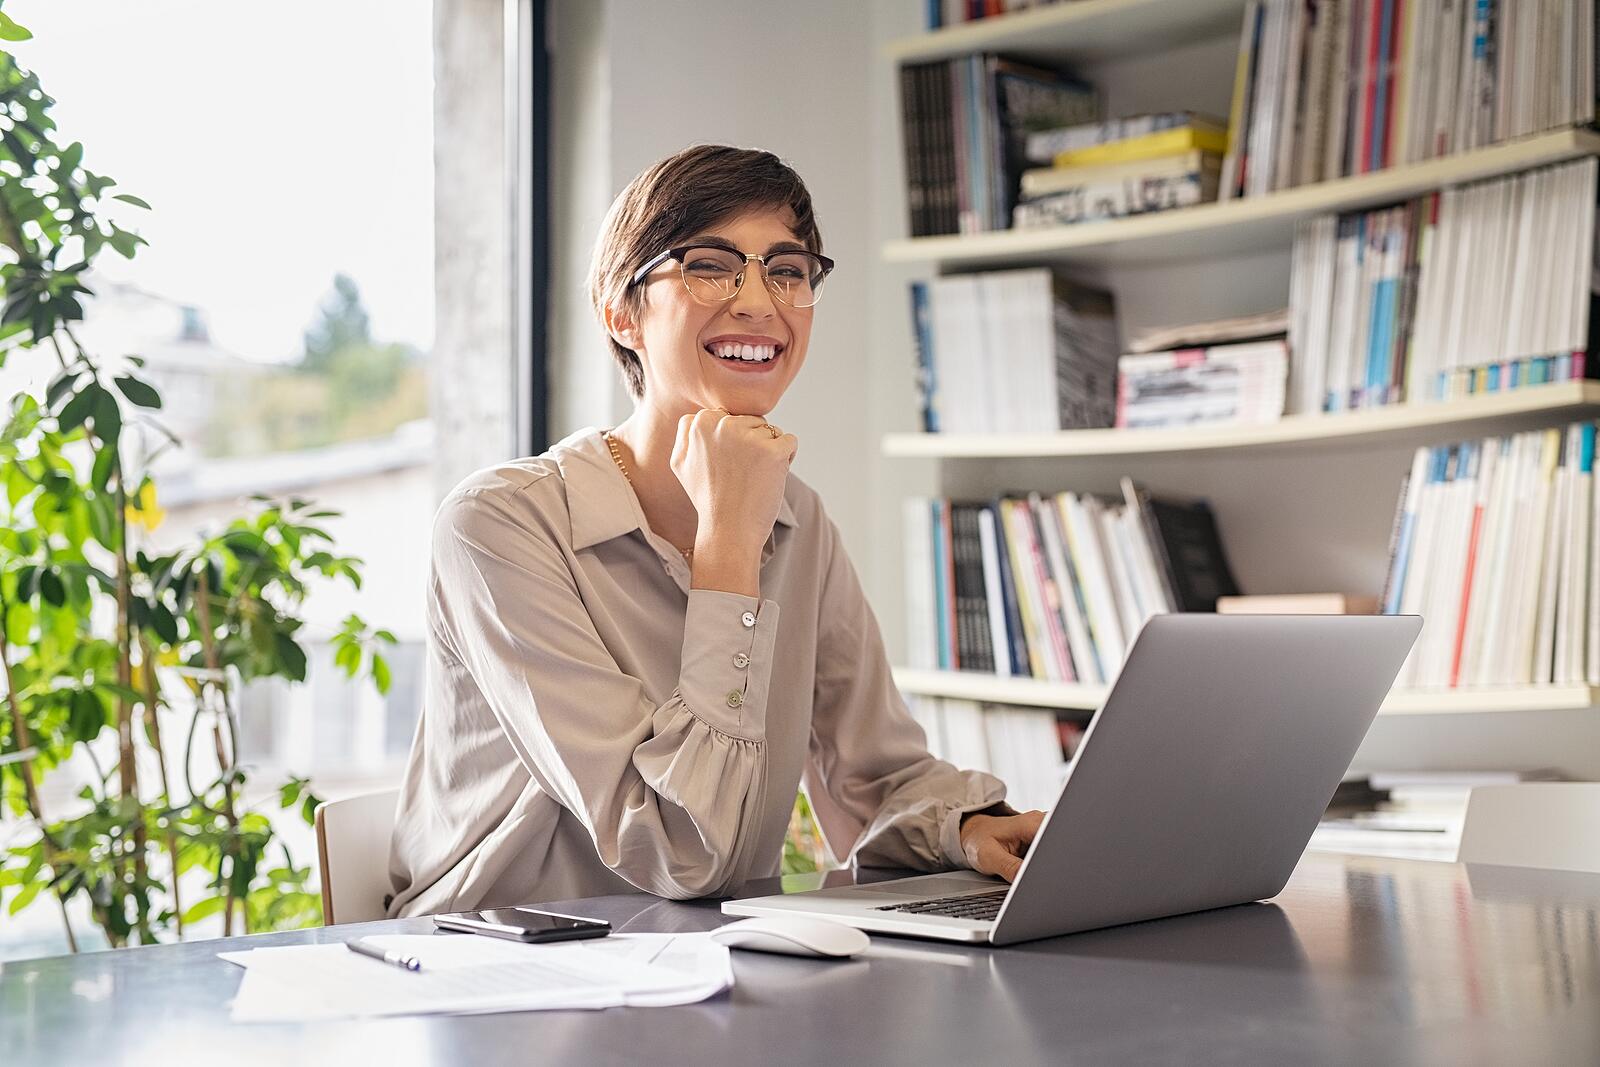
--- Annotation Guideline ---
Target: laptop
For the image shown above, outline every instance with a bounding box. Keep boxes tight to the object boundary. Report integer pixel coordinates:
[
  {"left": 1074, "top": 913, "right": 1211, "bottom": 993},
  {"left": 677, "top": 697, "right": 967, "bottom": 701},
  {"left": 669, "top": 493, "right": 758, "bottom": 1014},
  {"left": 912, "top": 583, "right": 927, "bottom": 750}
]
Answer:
[{"left": 723, "top": 613, "right": 1423, "bottom": 946}]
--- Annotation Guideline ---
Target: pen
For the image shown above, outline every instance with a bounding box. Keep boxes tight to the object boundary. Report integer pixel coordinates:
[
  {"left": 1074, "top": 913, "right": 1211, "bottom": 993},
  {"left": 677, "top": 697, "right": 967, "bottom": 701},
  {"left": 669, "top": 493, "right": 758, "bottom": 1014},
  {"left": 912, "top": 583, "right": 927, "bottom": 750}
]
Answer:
[{"left": 345, "top": 938, "right": 423, "bottom": 972}]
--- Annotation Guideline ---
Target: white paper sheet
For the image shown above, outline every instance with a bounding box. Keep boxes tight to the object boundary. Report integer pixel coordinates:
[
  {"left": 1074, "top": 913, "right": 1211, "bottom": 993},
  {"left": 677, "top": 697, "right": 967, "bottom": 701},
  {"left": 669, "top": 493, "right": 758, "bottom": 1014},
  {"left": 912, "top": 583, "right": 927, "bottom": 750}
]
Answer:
[{"left": 221, "top": 933, "right": 732, "bottom": 1023}]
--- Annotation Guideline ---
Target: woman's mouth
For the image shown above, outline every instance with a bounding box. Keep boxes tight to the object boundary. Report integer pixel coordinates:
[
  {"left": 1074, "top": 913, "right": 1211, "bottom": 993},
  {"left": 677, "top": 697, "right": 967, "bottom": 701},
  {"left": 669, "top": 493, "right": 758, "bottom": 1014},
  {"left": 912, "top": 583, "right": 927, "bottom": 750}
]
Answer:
[{"left": 704, "top": 340, "right": 785, "bottom": 371}]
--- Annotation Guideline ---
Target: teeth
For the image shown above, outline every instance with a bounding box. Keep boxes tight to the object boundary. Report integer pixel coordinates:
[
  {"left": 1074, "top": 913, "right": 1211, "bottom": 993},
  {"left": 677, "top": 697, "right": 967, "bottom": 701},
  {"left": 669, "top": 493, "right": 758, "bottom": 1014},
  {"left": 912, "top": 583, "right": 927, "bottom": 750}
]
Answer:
[{"left": 709, "top": 342, "right": 778, "bottom": 363}]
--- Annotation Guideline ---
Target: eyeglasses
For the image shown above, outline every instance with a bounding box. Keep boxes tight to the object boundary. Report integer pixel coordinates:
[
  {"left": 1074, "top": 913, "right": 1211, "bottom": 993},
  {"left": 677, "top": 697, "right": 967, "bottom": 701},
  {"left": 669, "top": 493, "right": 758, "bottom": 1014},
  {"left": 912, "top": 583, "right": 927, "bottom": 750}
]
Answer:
[{"left": 628, "top": 244, "right": 835, "bottom": 309}]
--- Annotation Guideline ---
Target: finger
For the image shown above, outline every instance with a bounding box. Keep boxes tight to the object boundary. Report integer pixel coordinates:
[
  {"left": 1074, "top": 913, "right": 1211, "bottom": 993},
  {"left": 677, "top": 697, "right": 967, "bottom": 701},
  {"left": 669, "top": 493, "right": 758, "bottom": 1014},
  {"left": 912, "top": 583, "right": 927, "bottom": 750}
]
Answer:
[
  {"left": 977, "top": 838, "right": 1024, "bottom": 882},
  {"left": 672, "top": 414, "right": 694, "bottom": 464},
  {"left": 1005, "top": 810, "right": 1045, "bottom": 847}
]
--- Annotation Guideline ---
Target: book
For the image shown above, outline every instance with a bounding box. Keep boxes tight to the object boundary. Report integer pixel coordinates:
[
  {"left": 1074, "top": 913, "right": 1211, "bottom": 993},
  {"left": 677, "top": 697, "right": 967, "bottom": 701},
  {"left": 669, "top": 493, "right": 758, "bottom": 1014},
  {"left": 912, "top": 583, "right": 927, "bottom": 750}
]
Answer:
[
  {"left": 1049, "top": 123, "right": 1228, "bottom": 168},
  {"left": 898, "top": 53, "right": 1096, "bottom": 236},
  {"left": 1385, "top": 421, "right": 1600, "bottom": 688},
  {"left": 908, "top": 281, "right": 939, "bottom": 433},
  {"left": 1116, "top": 340, "right": 1289, "bottom": 430},
  {"left": 905, "top": 487, "right": 1238, "bottom": 681},
  {"left": 1216, "top": 593, "right": 1381, "bottom": 614},
  {"left": 914, "top": 270, "right": 1120, "bottom": 433},
  {"left": 1011, "top": 166, "right": 1219, "bottom": 229},
  {"left": 1222, "top": 0, "right": 1600, "bottom": 194},
  {"left": 1026, "top": 111, "right": 1225, "bottom": 163},
  {"left": 1289, "top": 156, "right": 1600, "bottom": 412},
  {"left": 1018, "top": 149, "right": 1220, "bottom": 200},
  {"left": 1126, "top": 308, "right": 1290, "bottom": 355},
  {"left": 1143, "top": 496, "right": 1242, "bottom": 613}
]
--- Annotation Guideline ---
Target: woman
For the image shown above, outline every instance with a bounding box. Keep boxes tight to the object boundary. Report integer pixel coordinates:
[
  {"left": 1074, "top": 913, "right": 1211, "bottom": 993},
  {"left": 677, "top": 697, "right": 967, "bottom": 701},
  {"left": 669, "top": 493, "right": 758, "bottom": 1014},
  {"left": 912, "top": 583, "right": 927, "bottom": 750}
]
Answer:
[{"left": 387, "top": 144, "right": 1043, "bottom": 917}]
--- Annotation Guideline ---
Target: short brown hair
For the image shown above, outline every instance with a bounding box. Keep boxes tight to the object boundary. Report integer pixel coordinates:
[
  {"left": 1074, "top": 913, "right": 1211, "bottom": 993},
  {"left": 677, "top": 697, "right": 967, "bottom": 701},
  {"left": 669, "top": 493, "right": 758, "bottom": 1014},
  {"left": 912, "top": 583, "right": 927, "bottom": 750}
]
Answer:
[{"left": 586, "top": 144, "right": 824, "bottom": 402}]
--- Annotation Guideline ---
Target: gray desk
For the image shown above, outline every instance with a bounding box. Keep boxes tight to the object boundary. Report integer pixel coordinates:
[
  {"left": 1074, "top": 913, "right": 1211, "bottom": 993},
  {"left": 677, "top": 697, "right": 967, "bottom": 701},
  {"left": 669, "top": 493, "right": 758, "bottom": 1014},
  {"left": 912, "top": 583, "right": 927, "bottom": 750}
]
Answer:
[{"left": 3, "top": 852, "right": 1598, "bottom": 1066}]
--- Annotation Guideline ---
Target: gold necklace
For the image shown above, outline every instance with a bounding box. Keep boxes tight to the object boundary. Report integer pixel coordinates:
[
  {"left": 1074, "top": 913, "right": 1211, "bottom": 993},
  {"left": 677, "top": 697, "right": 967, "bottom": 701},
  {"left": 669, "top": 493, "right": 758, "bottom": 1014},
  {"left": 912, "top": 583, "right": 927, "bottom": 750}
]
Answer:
[{"left": 604, "top": 430, "right": 693, "bottom": 562}]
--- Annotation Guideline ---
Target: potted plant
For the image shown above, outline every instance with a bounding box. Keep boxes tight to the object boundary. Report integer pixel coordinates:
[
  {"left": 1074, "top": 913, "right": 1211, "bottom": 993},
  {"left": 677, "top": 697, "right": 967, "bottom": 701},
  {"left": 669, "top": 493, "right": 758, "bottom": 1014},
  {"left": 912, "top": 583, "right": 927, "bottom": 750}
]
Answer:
[{"left": 0, "top": 5, "right": 393, "bottom": 949}]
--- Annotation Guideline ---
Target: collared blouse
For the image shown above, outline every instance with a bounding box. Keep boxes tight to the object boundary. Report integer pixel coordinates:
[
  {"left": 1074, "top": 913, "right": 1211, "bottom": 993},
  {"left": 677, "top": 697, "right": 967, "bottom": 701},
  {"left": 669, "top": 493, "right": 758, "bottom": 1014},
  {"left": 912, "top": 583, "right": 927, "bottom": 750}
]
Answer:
[{"left": 386, "top": 426, "right": 1005, "bottom": 916}]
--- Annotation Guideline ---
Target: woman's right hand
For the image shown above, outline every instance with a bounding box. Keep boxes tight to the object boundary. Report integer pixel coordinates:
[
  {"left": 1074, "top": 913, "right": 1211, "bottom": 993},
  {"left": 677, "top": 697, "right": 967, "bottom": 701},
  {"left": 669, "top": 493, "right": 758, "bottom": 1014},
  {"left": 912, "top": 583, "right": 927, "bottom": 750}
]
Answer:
[{"left": 671, "top": 408, "right": 798, "bottom": 561}]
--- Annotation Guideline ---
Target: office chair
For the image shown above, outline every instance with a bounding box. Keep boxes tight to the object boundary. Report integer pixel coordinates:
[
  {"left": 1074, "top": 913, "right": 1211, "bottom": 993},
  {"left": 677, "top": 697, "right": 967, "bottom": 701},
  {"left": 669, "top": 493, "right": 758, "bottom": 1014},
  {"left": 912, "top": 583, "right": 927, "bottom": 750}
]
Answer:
[
  {"left": 1458, "top": 783, "right": 1600, "bottom": 874},
  {"left": 314, "top": 788, "right": 401, "bottom": 924}
]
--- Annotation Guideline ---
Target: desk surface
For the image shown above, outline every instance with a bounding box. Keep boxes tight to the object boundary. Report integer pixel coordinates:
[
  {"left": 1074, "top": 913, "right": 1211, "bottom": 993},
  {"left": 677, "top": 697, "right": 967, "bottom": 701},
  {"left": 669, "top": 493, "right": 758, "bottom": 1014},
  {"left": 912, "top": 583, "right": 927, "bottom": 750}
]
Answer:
[{"left": 3, "top": 852, "right": 1598, "bottom": 1066}]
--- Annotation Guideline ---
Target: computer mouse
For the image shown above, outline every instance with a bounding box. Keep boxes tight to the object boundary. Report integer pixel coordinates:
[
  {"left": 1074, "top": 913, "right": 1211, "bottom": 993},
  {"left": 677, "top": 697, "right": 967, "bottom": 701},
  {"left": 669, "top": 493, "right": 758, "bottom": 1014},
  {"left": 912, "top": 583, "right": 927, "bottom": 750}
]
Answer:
[{"left": 708, "top": 916, "right": 870, "bottom": 959}]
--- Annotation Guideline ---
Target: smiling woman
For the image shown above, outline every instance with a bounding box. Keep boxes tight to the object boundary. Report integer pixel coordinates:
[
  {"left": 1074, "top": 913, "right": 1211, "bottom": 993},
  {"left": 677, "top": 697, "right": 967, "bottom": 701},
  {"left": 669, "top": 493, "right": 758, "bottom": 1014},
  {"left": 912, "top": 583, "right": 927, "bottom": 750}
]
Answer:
[{"left": 385, "top": 144, "right": 1042, "bottom": 918}]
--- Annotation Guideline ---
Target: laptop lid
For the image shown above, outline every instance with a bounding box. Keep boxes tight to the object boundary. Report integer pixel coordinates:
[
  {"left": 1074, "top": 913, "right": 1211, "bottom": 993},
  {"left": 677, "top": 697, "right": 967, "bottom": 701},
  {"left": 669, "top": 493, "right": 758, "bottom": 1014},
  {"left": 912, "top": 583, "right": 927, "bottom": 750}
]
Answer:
[{"left": 989, "top": 613, "right": 1422, "bottom": 946}]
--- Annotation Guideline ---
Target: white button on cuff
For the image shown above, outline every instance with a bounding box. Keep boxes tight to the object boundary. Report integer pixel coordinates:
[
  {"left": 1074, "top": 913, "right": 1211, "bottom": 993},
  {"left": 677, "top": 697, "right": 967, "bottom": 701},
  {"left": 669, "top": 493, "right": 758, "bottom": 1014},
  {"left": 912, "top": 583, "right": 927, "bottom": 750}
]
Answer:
[
  {"left": 725, "top": 690, "right": 744, "bottom": 709},
  {"left": 741, "top": 611, "right": 757, "bottom": 628},
  {"left": 733, "top": 652, "right": 750, "bottom": 669}
]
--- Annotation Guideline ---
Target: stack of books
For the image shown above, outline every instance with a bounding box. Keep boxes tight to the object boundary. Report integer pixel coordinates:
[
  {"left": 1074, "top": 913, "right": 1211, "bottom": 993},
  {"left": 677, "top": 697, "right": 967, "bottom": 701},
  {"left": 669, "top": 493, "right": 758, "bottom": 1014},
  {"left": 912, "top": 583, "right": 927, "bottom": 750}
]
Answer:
[
  {"left": 908, "top": 269, "right": 1120, "bottom": 433},
  {"left": 905, "top": 696, "right": 1082, "bottom": 810},
  {"left": 1221, "top": 0, "right": 1599, "bottom": 199},
  {"left": 1217, "top": 593, "right": 1380, "bottom": 614},
  {"left": 1117, "top": 340, "right": 1288, "bottom": 430},
  {"left": 1013, "top": 113, "right": 1226, "bottom": 229},
  {"left": 903, "top": 482, "right": 1239, "bottom": 685},
  {"left": 899, "top": 54, "right": 1096, "bottom": 236},
  {"left": 1311, "top": 770, "right": 1560, "bottom": 860},
  {"left": 1287, "top": 157, "right": 1599, "bottom": 415},
  {"left": 1381, "top": 421, "right": 1600, "bottom": 690}
]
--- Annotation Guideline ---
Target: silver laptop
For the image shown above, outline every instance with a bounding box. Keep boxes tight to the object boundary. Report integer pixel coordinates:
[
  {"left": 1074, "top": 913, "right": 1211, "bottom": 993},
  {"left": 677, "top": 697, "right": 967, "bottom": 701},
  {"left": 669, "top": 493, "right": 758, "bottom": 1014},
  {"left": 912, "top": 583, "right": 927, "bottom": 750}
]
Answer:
[{"left": 723, "top": 613, "right": 1423, "bottom": 945}]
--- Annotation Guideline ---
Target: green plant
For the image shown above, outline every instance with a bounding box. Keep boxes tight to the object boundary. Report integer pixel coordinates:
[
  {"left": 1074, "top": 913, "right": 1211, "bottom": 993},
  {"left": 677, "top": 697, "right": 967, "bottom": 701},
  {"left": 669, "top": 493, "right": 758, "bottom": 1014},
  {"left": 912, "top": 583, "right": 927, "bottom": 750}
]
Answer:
[{"left": 0, "top": 8, "right": 393, "bottom": 948}]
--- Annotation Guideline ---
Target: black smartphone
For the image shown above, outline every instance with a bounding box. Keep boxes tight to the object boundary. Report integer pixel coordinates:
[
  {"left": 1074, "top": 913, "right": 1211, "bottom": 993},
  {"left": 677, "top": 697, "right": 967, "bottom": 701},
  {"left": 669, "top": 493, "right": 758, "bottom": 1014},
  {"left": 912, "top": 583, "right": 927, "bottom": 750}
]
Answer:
[{"left": 433, "top": 906, "right": 611, "bottom": 943}]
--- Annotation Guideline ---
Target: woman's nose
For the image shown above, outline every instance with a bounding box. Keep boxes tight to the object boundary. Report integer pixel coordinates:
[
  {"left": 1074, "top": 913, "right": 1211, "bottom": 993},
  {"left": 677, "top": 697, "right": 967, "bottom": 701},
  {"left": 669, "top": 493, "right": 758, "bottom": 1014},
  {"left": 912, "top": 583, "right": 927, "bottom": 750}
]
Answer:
[{"left": 730, "top": 262, "right": 778, "bottom": 319}]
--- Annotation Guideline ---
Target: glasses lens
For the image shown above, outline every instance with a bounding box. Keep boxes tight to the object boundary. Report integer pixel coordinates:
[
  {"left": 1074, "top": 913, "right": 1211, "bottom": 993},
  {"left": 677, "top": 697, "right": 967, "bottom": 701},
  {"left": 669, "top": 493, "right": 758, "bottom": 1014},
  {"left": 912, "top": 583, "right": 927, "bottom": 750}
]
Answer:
[
  {"left": 679, "top": 246, "right": 745, "bottom": 303},
  {"left": 764, "top": 251, "right": 828, "bottom": 308}
]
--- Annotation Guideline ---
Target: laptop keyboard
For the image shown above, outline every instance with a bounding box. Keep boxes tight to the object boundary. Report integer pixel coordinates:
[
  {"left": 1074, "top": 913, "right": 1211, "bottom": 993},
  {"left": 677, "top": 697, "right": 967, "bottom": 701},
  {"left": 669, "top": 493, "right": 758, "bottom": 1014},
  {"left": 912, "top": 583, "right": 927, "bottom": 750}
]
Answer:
[{"left": 872, "top": 889, "right": 1008, "bottom": 922}]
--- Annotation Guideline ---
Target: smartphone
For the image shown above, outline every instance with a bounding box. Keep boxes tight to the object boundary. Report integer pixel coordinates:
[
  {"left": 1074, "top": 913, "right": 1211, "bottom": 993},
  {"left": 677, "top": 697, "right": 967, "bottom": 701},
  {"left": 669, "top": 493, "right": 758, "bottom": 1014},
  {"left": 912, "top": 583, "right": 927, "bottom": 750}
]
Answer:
[{"left": 433, "top": 906, "right": 611, "bottom": 943}]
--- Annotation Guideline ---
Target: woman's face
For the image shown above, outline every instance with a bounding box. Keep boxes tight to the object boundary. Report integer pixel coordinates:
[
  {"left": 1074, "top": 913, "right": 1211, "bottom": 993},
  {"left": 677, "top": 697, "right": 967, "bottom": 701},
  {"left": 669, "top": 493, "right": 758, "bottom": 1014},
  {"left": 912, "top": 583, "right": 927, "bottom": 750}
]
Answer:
[{"left": 614, "top": 206, "right": 816, "bottom": 419}]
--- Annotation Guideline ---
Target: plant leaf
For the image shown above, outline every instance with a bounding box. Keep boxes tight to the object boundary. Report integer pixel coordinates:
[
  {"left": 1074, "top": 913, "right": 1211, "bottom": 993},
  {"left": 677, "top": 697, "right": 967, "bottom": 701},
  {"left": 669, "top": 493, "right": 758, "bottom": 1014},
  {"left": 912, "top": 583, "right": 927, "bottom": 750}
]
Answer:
[
  {"left": 55, "top": 385, "right": 98, "bottom": 433},
  {"left": 0, "top": 13, "right": 33, "bottom": 42},
  {"left": 112, "top": 375, "right": 161, "bottom": 409},
  {"left": 111, "top": 193, "right": 151, "bottom": 209}
]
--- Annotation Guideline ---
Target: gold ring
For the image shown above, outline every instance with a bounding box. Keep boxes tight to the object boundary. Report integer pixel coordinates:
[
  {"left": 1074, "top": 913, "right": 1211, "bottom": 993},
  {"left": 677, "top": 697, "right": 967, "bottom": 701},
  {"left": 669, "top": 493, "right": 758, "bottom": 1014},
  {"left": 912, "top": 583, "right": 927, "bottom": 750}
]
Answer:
[{"left": 765, "top": 424, "right": 782, "bottom": 439}]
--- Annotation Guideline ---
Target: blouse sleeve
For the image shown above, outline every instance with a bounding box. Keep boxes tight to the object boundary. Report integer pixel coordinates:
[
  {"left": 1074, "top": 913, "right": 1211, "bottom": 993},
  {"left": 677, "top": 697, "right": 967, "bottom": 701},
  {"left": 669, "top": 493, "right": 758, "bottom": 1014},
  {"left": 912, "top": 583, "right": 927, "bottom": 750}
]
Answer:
[
  {"left": 803, "top": 516, "right": 1007, "bottom": 872},
  {"left": 429, "top": 487, "right": 778, "bottom": 899}
]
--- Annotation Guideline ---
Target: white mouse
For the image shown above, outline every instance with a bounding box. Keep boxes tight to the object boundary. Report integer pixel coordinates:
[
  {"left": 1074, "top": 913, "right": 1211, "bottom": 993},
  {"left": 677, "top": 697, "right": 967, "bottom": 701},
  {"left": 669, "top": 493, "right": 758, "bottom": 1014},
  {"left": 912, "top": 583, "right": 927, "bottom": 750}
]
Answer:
[{"left": 708, "top": 916, "right": 870, "bottom": 959}]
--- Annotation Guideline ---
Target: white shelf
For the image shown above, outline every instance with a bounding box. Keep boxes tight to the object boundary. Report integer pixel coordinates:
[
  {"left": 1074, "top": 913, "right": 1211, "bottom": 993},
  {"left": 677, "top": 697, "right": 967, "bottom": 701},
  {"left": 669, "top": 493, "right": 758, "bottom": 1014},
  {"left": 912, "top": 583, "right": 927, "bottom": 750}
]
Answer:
[
  {"left": 882, "top": 128, "right": 1600, "bottom": 268},
  {"left": 882, "top": 381, "right": 1600, "bottom": 460},
  {"left": 883, "top": 0, "right": 1248, "bottom": 65},
  {"left": 892, "top": 667, "right": 1600, "bottom": 717}
]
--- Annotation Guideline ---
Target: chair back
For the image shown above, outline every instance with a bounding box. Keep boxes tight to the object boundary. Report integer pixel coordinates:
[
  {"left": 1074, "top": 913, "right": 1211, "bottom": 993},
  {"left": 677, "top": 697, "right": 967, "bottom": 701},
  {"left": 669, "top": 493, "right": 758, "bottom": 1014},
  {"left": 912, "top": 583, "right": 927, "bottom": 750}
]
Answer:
[
  {"left": 1458, "top": 783, "right": 1600, "bottom": 873},
  {"left": 314, "top": 788, "right": 401, "bottom": 925}
]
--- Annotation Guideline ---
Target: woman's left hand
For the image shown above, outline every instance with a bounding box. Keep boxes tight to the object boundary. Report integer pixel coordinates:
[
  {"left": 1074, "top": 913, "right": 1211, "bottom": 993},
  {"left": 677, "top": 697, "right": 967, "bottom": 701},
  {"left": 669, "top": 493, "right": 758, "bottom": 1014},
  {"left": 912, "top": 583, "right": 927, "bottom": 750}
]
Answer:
[{"left": 959, "top": 809, "right": 1045, "bottom": 882}]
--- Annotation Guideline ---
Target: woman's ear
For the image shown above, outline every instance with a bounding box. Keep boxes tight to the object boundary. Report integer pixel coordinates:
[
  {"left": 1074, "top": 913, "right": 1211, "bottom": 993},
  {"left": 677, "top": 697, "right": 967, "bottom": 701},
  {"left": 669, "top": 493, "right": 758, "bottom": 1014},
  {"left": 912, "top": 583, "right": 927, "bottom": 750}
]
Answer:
[{"left": 603, "top": 302, "right": 644, "bottom": 353}]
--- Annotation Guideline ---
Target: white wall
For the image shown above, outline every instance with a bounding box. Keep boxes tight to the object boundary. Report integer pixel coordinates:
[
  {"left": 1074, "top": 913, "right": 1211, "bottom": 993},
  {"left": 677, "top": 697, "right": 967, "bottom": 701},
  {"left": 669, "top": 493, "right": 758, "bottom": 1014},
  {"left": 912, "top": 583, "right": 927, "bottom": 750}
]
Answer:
[{"left": 547, "top": 0, "right": 884, "bottom": 596}]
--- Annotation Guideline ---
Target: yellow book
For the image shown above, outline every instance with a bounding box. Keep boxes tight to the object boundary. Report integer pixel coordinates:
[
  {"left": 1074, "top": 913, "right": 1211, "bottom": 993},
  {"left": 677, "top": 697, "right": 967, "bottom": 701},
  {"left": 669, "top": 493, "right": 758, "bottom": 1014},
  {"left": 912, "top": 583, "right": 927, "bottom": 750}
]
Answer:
[{"left": 1054, "top": 125, "right": 1229, "bottom": 168}]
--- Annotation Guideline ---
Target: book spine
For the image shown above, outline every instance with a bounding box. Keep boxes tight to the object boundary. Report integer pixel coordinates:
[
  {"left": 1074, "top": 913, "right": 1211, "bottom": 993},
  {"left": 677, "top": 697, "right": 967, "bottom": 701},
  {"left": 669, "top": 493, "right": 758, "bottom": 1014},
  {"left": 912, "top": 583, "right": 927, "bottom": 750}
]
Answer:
[
  {"left": 930, "top": 499, "right": 951, "bottom": 670},
  {"left": 900, "top": 63, "right": 926, "bottom": 237},
  {"left": 976, "top": 506, "right": 1013, "bottom": 677},
  {"left": 952, "top": 504, "right": 996, "bottom": 673},
  {"left": 989, "top": 496, "right": 1030, "bottom": 676},
  {"left": 908, "top": 281, "right": 939, "bottom": 433},
  {"left": 1012, "top": 172, "right": 1212, "bottom": 229}
]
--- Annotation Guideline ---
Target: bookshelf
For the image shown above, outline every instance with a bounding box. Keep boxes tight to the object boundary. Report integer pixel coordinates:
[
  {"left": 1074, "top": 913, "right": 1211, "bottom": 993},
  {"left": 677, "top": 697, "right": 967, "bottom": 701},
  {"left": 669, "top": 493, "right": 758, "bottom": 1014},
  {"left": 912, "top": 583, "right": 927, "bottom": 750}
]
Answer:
[
  {"left": 883, "top": 127, "right": 1600, "bottom": 268},
  {"left": 882, "top": 0, "right": 1600, "bottom": 775},
  {"left": 884, "top": 381, "right": 1600, "bottom": 460},
  {"left": 892, "top": 668, "right": 1600, "bottom": 717}
]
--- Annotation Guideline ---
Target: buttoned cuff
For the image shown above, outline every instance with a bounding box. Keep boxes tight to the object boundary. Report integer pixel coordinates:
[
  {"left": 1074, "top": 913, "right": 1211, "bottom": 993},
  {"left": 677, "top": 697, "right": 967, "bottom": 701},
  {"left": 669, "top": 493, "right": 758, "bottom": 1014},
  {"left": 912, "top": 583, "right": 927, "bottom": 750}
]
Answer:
[{"left": 679, "top": 588, "right": 780, "bottom": 741}]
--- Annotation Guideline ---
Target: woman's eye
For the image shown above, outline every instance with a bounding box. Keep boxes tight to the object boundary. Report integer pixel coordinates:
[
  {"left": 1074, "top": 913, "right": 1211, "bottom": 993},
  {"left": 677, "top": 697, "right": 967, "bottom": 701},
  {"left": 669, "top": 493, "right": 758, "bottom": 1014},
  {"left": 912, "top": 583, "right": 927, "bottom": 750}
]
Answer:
[{"left": 686, "top": 260, "right": 732, "bottom": 273}]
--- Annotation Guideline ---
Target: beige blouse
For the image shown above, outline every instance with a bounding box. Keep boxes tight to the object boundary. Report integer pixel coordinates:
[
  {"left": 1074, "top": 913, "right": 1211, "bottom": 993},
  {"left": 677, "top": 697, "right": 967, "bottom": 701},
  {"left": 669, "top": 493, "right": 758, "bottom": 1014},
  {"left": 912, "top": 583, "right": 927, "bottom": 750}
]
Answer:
[{"left": 386, "top": 425, "right": 1005, "bottom": 916}]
